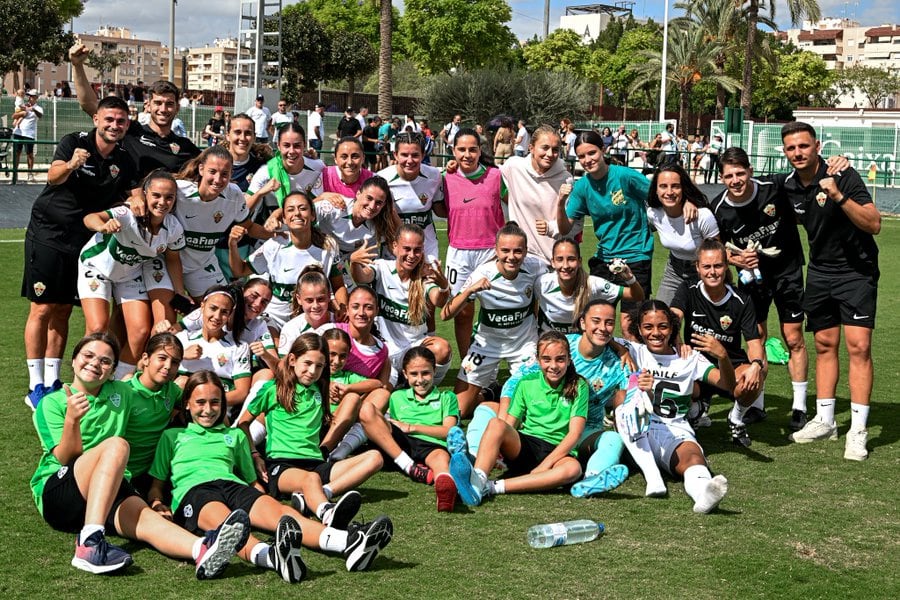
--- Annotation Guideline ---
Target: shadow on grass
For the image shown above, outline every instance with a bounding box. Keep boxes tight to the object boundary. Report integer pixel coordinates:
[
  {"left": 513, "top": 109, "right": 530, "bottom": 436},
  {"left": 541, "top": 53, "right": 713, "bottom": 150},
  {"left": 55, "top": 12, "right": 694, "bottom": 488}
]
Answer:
[
  {"left": 863, "top": 399, "right": 899, "bottom": 451},
  {"left": 361, "top": 486, "right": 410, "bottom": 503},
  {"left": 369, "top": 555, "right": 418, "bottom": 572}
]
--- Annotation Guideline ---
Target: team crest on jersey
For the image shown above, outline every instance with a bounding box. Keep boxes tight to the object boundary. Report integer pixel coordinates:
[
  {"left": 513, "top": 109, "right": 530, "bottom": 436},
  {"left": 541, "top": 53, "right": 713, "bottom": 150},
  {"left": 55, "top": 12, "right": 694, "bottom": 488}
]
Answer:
[
  {"left": 591, "top": 378, "right": 604, "bottom": 392},
  {"left": 109, "top": 393, "right": 122, "bottom": 408},
  {"left": 152, "top": 270, "right": 163, "bottom": 283},
  {"left": 213, "top": 211, "right": 224, "bottom": 223},
  {"left": 611, "top": 189, "right": 625, "bottom": 206},
  {"left": 719, "top": 315, "right": 733, "bottom": 329},
  {"left": 524, "top": 285, "right": 533, "bottom": 298},
  {"left": 109, "top": 164, "right": 120, "bottom": 179},
  {"left": 763, "top": 203, "right": 776, "bottom": 217},
  {"left": 223, "top": 434, "right": 235, "bottom": 447},
  {"left": 164, "top": 397, "right": 172, "bottom": 411},
  {"left": 183, "top": 504, "right": 193, "bottom": 518},
  {"left": 313, "top": 391, "right": 323, "bottom": 405},
  {"left": 170, "top": 142, "right": 180, "bottom": 155},
  {"left": 217, "top": 353, "right": 228, "bottom": 367},
  {"left": 815, "top": 191, "right": 827, "bottom": 207},
  {"left": 561, "top": 397, "right": 571, "bottom": 407},
  {"left": 33, "top": 281, "right": 46, "bottom": 297},
  {"left": 57, "top": 466, "right": 69, "bottom": 479},
  {"left": 89, "top": 279, "right": 100, "bottom": 292},
  {"left": 156, "top": 244, "right": 166, "bottom": 254},
  {"left": 419, "top": 193, "right": 429, "bottom": 205}
]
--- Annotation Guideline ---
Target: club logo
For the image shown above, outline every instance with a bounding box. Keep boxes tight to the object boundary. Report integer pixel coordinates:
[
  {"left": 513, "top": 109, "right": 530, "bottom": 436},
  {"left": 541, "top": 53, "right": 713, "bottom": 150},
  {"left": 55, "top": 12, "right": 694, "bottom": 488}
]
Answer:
[
  {"left": 33, "top": 281, "right": 46, "bottom": 297},
  {"left": 213, "top": 211, "right": 224, "bottom": 223},
  {"left": 109, "top": 393, "right": 122, "bottom": 408},
  {"left": 591, "top": 378, "right": 604, "bottom": 392},
  {"left": 183, "top": 504, "right": 193, "bottom": 518},
  {"left": 719, "top": 315, "right": 733, "bottom": 329},
  {"left": 419, "top": 193, "right": 429, "bottom": 205},
  {"left": 223, "top": 434, "right": 235, "bottom": 447},
  {"left": 611, "top": 189, "right": 625, "bottom": 205},
  {"left": 170, "top": 142, "right": 180, "bottom": 155},
  {"left": 271, "top": 464, "right": 281, "bottom": 476},
  {"left": 763, "top": 203, "right": 776, "bottom": 217},
  {"left": 109, "top": 164, "right": 120, "bottom": 178},
  {"left": 152, "top": 270, "right": 163, "bottom": 283},
  {"left": 164, "top": 397, "right": 172, "bottom": 411},
  {"left": 217, "top": 353, "right": 227, "bottom": 367},
  {"left": 524, "top": 285, "right": 533, "bottom": 298},
  {"left": 313, "top": 391, "right": 323, "bottom": 405},
  {"left": 815, "top": 191, "right": 827, "bottom": 207},
  {"left": 89, "top": 279, "right": 99, "bottom": 292}
]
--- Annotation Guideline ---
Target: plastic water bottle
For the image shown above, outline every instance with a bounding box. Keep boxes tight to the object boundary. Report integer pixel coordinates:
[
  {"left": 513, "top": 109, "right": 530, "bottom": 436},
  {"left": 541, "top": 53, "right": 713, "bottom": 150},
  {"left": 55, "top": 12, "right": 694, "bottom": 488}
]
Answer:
[{"left": 526, "top": 519, "right": 605, "bottom": 549}]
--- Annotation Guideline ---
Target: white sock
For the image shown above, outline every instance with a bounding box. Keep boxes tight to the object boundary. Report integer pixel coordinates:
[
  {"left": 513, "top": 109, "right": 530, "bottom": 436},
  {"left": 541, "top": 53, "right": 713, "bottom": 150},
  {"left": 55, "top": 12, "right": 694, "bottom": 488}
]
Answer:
[
  {"left": 729, "top": 402, "right": 749, "bottom": 425},
  {"left": 816, "top": 398, "right": 836, "bottom": 424},
  {"left": 248, "top": 420, "right": 267, "bottom": 446},
  {"left": 492, "top": 479, "right": 505, "bottom": 495},
  {"left": 114, "top": 361, "right": 135, "bottom": 381},
  {"left": 850, "top": 402, "right": 870, "bottom": 431},
  {"left": 750, "top": 387, "right": 765, "bottom": 410},
  {"left": 394, "top": 452, "right": 414, "bottom": 473},
  {"left": 682, "top": 464, "right": 712, "bottom": 504},
  {"left": 192, "top": 538, "right": 204, "bottom": 560},
  {"left": 319, "top": 527, "right": 348, "bottom": 552},
  {"left": 434, "top": 361, "right": 451, "bottom": 385},
  {"left": 617, "top": 430, "right": 666, "bottom": 497},
  {"left": 322, "top": 485, "right": 334, "bottom": 501},
  {"left": 250, "top": 542, "right": 273, "bottom": 568},
  {"left": 791, "top": 381, "right": 808, "bottom": 412},
  {"left": 234, "top": 379, "right": 268, "bottom": 423},
  {"left": 27, "top": 359, "right": 44, "bottom": 390},
  {"left": 43, "top": 358, "right": 60, "bottom": 387},
  {"left": 79, "top": 523, "right": 104, "bottom": 542}
]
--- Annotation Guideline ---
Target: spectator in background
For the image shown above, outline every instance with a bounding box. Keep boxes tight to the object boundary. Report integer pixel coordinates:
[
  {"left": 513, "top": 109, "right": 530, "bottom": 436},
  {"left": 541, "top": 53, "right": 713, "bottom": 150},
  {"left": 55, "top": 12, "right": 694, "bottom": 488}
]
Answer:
[
  {"left": 12, "top": 89, "right": 43, "bottom": 183},
  {"left": 308, "top": 102, "right": 325, "bottom": 152},
  {"left": 599, "top": 126, "right": 614, "bottom": 150},
  {"left": 404, "top": 115, "right": 420, "bottom": 134},
  {"left": 493, "top": 118, "right": 515, "bottom": 165},
  {"left": 337, "top": 106, "right": 363, "bottom": 141},
  {"left": 204, "top": 107, "right": 226, "bottom": 147},
  {"left": 704, "top": 134, "right": 724, "bottom": 184},
  {"left": 269, "top": 99, "right": 293, "bottom": 144},
  {"left": 440, "top": 114, "right": 462, "bottom": 149},
  {"left": 179, "top": 93, "right": 190, "bottom": 108},
  {"left": 362, "top": 115, "right": 382, "bottom": 170},
  {"left": 356, "top": 106, "right": 369, "bottom": 130},
  {"left": 246, "top": 94, "right": 272, "bottom": 144},
  {"left": 514, "top": 119, "right": 529, "bottom": 157},
  {"left": 131, "top": 80, "right": 144, "bottom": 103}
]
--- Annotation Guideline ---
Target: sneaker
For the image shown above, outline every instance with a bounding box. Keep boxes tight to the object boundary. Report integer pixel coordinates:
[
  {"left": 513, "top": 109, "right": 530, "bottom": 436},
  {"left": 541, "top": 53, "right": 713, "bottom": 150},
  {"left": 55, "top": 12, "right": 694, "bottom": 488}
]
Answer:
[
  {"left": 789, "top": 410, "right": 808, "bottom": 432},
  {"left": 322, "top": 490, "right": 362, "bottom": 529},
  {"left": 434, "top": 472, "right": 457, "bottom": 512},
  {"left": 692, "top": 474, "right": 728, "bottom": 514},
  {"left": 446, "top": 425, "right": 468, "bottom": 457},
  {"left": 71, "top": 530, "right": 133, "bottom": 574},
  {"left": 48, "top": 379, "right": 63, "bottom": 393},
  {"left": 343, "top": 516, "right": 393, "bottom": 572},
  {"left": 195, "top": 509, "right": 250, "bottom": 580},
  {"left": 481, "top": 381, "right": 501, "bottom": 402},
  {"left": 741, "top": 406, "right": 767, "bottom": 425},
  {"left": 570, "top": 464, "right": 629, "bottom": 498},
  {"left": 789, "top": 416, "right": 838, "bottom": 444},
  {"left": 844, "top": 429, "right": 869, "bottom": 461},
  {"left": 272, "top": 515, "right": 306, "bottom": 583},
  {"left": 729, "top": 420, "right": 752, "bottom": 448},
  {"left": 449, "top": 452, "right": 484, "bottom": 507},
  {"left": 407, "top": 462, "right": 435, "bottom": 485},
  {"left": 24, "top": 383, "right": 49, "bottom": 411}
]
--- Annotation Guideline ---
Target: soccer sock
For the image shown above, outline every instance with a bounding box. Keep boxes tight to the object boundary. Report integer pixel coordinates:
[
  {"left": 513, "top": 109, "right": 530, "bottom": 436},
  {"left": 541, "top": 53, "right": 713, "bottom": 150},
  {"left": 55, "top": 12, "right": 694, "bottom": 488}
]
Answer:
[
  {"left": 434, "top": 361, "right": 451, "bottom": 385},
  {"left": 585, "top": 431, "right": 625, "bottom": 476},
  {"left": 850, "top": 402, "right": 870, "bottom": 431},
  {"left": 43, "top": 358, "right": 60, "bottom": 387},
  {"left": 79, "top": 524, "right": 104, "bottom": 542},
  {"left": 192, "top": 538, "right": 204, "bottom": 560},
  {"left": 322, "top": 485, "right": 334, "bottom": 501},
  {"left": 729, "top": 402, "right": 749, "bottom": 425},
  {"left": 618, "top": 431, "right": 666, "bottom": 496},
  {"left": 250, "top": 542, "right": 274, "bottom": 568},
  {"left": 816, "top": 398, "right": 836, "bottom": 424},
  {"left": 114, "top": 361, "right": 135, "bottom": 381},
  {"left": 490, "top": 479, "right": 504, "bottom": 495},
  {"left": 791, "top": 381, "right": 808, "bottom": 412},
  {"left": 682, "top": 464, "right": 713, "bottom": 504},
  {"left": 750, "top": 387, "right": 765, "bottom": 410},
  {"left": 394, "top": 452, "right": 414, "bottom": 473},
  {"left": 319, "top": 527, "right": 348, "bottom": 552},
  {"left": 27, "top": 359, "right": 44, "bottom": 390},
  {"left": 466, "top": 404, "right": 497, "bottom": 458}
]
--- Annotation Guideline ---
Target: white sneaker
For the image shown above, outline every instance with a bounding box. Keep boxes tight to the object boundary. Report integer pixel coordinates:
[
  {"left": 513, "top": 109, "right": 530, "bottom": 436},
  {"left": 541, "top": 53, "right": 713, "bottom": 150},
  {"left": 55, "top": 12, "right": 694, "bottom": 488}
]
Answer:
[
  {"left": 844, "top": 429, "right": 869, "bottom": 461},
  {"left": 789, "top": 416, "right": 838, "bottom": 444},
  {"left": 692, "top": 475, "right": 728, "bottom": 514}
]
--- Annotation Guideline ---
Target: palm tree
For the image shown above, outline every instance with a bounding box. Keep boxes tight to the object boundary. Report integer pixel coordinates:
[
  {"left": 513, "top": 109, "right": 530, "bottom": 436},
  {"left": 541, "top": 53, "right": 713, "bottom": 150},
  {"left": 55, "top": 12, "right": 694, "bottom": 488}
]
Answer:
[
  {"left": 741, "top": 0, "right": 821, "bottom": 114},
  {"left": 630, "top": 21, "right": 741, "bottom": 128},
  {"left": 378, "top": 0, "right": 393, "bottom": 119}
]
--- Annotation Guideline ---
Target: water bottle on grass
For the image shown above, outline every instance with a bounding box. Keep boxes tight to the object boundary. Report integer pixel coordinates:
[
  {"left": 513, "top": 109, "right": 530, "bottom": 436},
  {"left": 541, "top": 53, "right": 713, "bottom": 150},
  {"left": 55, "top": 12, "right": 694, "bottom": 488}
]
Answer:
[{"left": 526, "top": 520, "right": 605, "bottom": 549}]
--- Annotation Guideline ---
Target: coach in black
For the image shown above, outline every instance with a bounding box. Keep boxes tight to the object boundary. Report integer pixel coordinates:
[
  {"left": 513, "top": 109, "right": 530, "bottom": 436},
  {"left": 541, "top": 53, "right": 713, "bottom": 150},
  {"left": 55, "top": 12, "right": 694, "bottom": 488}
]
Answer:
[
  {"left": 778, "top": 121, "right": 881, "bottom": 461},
  {"left": 22, "top": 96, "right": 139, "bottom": 409}
]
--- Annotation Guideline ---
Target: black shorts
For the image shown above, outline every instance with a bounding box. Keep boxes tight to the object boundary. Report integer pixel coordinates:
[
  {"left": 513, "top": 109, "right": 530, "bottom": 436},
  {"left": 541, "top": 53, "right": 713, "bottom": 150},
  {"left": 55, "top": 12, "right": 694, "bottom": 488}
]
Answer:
[
  {"left": 589, "top": 257, "right": 651, "bottom": 314},
  {"left": 504, "top": 432, "right": 558, "bottom": 477},
  {"left": 266, "top": 458, "right": 333, "bottom": 497},
  {"left": 576, "top": 430, "right": 604, "bottom": 469},
  {"left": 175, "top": 479, "right": 263, "bottom": 533},
  {"left": 741, "top": 266, "right": 805, "bottom": 324},
  {"left": 13, "top": 133, "right": 35, "bottom": 154},
  {"left": 388, "top": 424, "right": 446, "bottom": 464},
  {"left": 804, "top": 267, "right": 878, "bottom": 332},
  {"left": 41, "top": 462, "right": 138, "bottom": 534},
  {"left": 21, "top": 238, "right": 79, "bottom": 304}
]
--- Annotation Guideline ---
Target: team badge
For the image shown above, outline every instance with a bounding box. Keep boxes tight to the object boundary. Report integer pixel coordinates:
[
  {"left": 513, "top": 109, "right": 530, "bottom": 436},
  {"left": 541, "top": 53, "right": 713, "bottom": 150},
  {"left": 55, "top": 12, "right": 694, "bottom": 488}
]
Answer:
[
  {"left": 170, "top": 142, "right": 180, "bottom": 155},
  {"left": 152, "top": 270, "right": 163, "bottom": 283},
  {"left": 183, "top": 504, "right": 193, "bottom": 518},
  {"left": 109, "top": 164, "right": 120, "bottom": 178},
  {"left": 89, "top": 279, "right": 99, "bottom": 292},
  {"left": 217, "top": 353, "right": 228, "bottom": 367},
  {"left": 313, "top": 391, "right": 323, "bottom": 405},
  {"left": 561, "top": 397, "right": 571, "bottom": 407},
  {"left": 156, "top": 244, "right": 166, "bottom": 254},
  {"left": 419, "top": 193, "right": 429, "bottom": 205},
  {"left": 213, "top": 211, "right": 224, "bottom": 223},
  {"left": 164, "top": 397, "right": 172, "bottom": 412},
  {"left": 524, "top": 285, "right": 533, "bottom": 298},
  {"left": 763, "top": 203, "right": 776, "bottom": 217},
  {"left": 815, "top": 191, "right": 827, "bottom": 207},
  {"left": 109, "top": 393, "right": 122, "bottom": 408},
  {"left": 223, "top": 434, "right": 235, "bottom": 447},
  {"left": 591, "top": 378, "right": 604, "bottom": 392},
  {"left": 611, "top": 189, "right": 625, "bottom": 205},
  {"left": 720, "top": 315, "right": 733, "bottom": 329},
  {"left": 33, "top": 281, "right": 46, "bottom": 297},
  {"left": 57, "top": 466, "right": 69, "bottom": 479}
]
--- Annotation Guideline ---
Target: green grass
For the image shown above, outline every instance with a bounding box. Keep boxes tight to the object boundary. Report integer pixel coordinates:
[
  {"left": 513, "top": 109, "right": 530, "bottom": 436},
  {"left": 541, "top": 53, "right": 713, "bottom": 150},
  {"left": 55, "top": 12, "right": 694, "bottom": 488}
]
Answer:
[{"left": 1, "top": 223, "right": 898, "bottom": 599}]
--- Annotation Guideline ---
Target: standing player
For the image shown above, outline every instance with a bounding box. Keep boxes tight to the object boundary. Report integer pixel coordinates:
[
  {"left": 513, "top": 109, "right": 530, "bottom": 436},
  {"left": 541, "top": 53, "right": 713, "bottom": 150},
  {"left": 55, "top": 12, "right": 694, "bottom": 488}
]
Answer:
[
  {"left": 22, "top": 96, "right": 139, "bottom": 408},
  {"left": 778, "top": 122, "right": 881, "bottom": 461}
]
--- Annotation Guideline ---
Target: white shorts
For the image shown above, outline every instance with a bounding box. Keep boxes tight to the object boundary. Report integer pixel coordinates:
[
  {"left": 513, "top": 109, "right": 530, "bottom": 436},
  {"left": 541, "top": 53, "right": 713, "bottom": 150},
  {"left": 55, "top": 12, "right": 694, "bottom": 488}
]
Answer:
[
  {"left": 387, "top": 338, "right": 427, "bottom": 386},
  {"left": 78, "top": 262, "right": 147, "bottom": 304},
  {"left": 141, "top": 257, "right": 175, "bottom": 293},
  {"left": 181, "top": 257, "right": 227, "bottom": 298},
  {"left": 262, "top": 298, "right": 292, "bottom": 334},
  {"left": 445, "top": 246, "right": 495, "bottom": 295},
  {"left": 647, "top": 416, "right": 702, "bottom": 474},
  {"left": 456, "top": 340, "right": 536, "bottom": 389}
]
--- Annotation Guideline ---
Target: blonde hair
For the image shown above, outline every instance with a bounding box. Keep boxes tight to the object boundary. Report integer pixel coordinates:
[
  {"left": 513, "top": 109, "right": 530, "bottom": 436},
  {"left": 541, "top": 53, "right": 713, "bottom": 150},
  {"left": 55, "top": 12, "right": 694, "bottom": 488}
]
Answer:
[
  {"left": 552, "top": 239, "right": 590, "bottom": 322},
  {"left": 395, "top": 224, "right": 428, "bottom": 326}
]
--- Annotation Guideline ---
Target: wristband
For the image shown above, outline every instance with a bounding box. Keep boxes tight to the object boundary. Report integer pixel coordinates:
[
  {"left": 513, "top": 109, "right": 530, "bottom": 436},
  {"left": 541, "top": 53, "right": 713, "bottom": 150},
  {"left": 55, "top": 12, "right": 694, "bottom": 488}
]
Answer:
[
  {"left": 438, "top": 285, "right": 450, "bottom": 293},
  {"left": 836, "top": 194, "right": 849, "bottom": 206},
  {"left": 750, "top": 358, "right": 764, "bottom": 368},
  {"left": 624, "top": 276, "right": 637, "bottom": 286}
]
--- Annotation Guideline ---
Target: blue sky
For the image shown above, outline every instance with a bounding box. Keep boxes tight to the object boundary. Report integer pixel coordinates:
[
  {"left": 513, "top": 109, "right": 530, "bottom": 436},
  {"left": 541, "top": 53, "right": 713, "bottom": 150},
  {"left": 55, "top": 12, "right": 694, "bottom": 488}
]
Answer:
[{"left": 72, "top": 0, "right": 900, "bottom": 49}]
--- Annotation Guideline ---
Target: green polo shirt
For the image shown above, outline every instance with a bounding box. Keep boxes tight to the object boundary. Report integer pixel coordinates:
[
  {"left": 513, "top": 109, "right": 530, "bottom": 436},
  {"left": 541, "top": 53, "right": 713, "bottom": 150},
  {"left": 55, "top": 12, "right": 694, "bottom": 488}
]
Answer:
[
  {"left": 149, "top": 423, "right": 256, "bottom": 511},
  {"left": 247, "top": 380, "right": 325, "bottom": 460},
  {"left": 31, "top": 380, "right": 134, "bottom": 515},
  {"left": 388, "top": 387, "right": 460, "bottom": 447},
  {"left": 508, "top": 371, "right": 589, "bottom": 446},
  {"left": 125, "top": 375, "right": 181, "bottom": 477},
  {"left": 332, "top": 369, "right": 368, "bottom": 387}
]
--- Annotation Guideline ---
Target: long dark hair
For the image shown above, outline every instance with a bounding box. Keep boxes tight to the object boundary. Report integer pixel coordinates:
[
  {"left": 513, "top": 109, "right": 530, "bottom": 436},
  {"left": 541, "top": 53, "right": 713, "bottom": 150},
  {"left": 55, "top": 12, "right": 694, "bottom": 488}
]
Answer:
[
  {"left": 201, "top": 283, "right": 247, "bottom": 341},
  {"left": 536, "top": 331, "right": 583, "bottom": 401},
  {"left": 647, "top": 163, "right": 708, "bottom": 209},
  {"left": 275, "top": 334, "right": 331, "bottom": 430},
  {"left": 628, "top": 299, "right": 681, "bottom": 348},
  {"left": 357, "top": 175, "right": 401, "bottom": 248}
]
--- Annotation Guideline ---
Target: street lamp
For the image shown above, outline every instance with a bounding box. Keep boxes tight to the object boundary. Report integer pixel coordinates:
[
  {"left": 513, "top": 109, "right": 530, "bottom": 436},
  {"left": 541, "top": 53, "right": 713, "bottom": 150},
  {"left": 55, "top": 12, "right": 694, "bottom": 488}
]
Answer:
[
  {"left": 659, "top": 0, "right": 669, "bottom": 123},
  {"left": 180, "top": 47, "right": 189, "bottom": 96},
  {"left": 168, "top": 0, "right": 177, "bottom": 82}
]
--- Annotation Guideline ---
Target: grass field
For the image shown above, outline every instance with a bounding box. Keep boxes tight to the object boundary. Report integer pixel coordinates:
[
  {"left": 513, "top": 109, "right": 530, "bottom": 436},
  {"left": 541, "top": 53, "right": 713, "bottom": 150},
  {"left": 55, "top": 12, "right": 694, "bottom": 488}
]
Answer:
[{"left": 1, "top": 223, "right": 898, "bottom": 599}]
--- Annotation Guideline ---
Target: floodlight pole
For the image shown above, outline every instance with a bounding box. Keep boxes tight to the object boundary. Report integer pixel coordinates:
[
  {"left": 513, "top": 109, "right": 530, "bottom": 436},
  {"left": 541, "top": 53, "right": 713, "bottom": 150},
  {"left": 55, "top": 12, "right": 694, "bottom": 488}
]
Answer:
[
  {"left": 659, "top": 0, "right": 669, "bottom": 123},
  {"left": 168, "top": 0, "right": 176, "bottom": 83}
]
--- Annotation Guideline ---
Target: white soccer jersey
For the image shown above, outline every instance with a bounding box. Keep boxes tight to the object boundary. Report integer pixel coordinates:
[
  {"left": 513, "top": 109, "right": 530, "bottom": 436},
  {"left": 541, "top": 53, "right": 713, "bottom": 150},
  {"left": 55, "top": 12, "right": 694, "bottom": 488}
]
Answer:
[
  {"left": 278, "top": 312, "right": 335, "bottom": 356},
  {"left": 182, "top": 310, "right": 273, "bottom": 347},
  {"left": 247, "top": 159, "right": 325, "bottom": 209},
  {"left": 315, "top": 199, "right": 379, "bottom": 259},
  {"left": 79, "top": 206, "right": 185, "bottom": 282},
  {"left": 175, "top": 180, "right": 250, "bottom": 272},
  {"left": 629, "top": 342, "right": 714, "bottom": 419},
  {"left": 535, "top": 273, "right": 623, "bottom": 335},
  {"left": 378, "top": 164, "right": 443, "bottom": 256},
  {"left": 367, "top": 258, "right": 437, "bottom": 354},
  {"left": 465, "top": 256, "right": 543, "bottom": 357},
  {"left": 247, "top": 237, "right": 338, "bottom": 327},
  {"left": 175, "top": 329, "right": 251, "bottom": 391}
]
